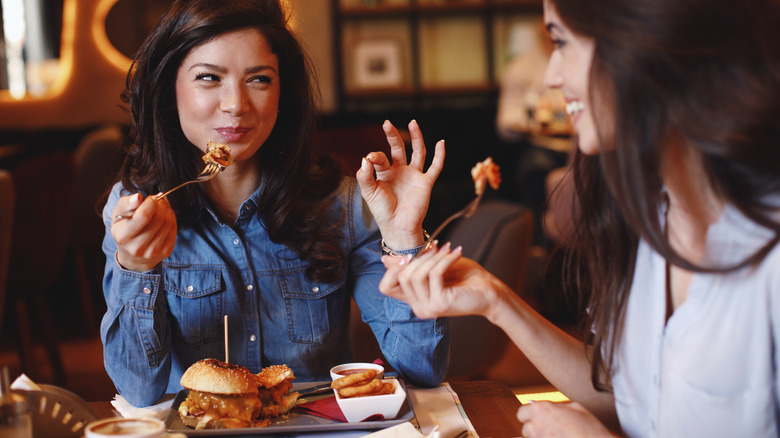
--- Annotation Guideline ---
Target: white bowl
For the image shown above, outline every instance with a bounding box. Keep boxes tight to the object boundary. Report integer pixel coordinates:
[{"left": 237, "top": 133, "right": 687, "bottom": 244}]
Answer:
[
  {"left": 329, "top": 362, "right": 384, "bottom": 381},
  {"left": 334, "top": 378, "right": 406, "bottom": 423}
]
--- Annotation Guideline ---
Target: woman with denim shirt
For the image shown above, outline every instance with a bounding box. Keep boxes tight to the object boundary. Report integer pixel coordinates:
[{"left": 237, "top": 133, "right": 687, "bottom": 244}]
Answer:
[{"left": 101, "top": 0, "right": 448, "bottom": 407}]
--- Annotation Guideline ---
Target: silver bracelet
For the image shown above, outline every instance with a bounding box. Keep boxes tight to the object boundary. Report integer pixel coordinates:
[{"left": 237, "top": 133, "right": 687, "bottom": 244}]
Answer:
[{"left": 380, "top": 230, "right": 430, "bottom": 257}]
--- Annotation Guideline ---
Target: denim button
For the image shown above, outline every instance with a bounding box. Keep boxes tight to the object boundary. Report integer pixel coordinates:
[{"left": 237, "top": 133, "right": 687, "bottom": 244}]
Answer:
[
  {"left": 247, "top": 284, "right": 254, "bottom": 291},
  {"left": 233, "top": 238, "right": 240, "bottom": 246},
  {"left": 187, "top": 285, "right": 194, "bottom": 292},
  {"left": 312, "top": 286, "right": 319, "bottom": 293},
  {"left": 142, "top": 287, "right": 151, "bottom": 295},
  {"left": 249, "top": 334, "right": 257, "bottom": 342}
]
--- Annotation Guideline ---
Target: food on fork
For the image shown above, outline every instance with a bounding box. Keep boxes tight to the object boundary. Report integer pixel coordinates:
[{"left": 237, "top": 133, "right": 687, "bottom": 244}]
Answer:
[
  {"left": 178, "top": 359, "right": 299, "bottom": 429},
  {"left": 470, "top": 157, "right": 501, "bottom": 195},
  {"left": 203, "top": 141, "right": 233, "bottom": 167}
]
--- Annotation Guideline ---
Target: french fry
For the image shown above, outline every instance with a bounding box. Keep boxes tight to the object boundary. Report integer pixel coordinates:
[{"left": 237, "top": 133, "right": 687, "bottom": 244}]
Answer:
[
  {"left": 371, "top": 382, "right": 395, "bottom": 396},
  {"left": 331, "top": 369, "right": 377, "bottom": 390},
  {"left": 338, "top": 378, "right": 383, "bottom": 398}
]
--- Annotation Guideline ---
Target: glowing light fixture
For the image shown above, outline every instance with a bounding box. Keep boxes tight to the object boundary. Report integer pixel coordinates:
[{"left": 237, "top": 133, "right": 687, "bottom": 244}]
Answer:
[
  {"left": 2, "top": 0, "right": 28, "bottom": 98},
  {"left": 92, "top": 0, "right": 131, "bottom": 71}
]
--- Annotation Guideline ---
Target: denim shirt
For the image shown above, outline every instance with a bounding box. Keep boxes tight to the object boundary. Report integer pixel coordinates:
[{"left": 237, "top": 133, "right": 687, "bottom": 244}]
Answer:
[{"left": 100, "top": 177, "right": 449, "bottom": 407}]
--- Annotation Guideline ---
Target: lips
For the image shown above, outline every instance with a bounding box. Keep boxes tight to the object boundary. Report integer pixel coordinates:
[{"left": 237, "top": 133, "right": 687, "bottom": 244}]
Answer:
[{"left": 215, "top": 127, "right": 250, "bottom": 143}]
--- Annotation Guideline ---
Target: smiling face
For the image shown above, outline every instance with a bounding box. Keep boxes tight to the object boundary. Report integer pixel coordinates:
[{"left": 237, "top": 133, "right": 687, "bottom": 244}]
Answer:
[
  {"left": 542, "top": 0, "right": 601, "bottom": 155},
  {"left": 175, "top": 28, "right": 280, "bottom": 164}
]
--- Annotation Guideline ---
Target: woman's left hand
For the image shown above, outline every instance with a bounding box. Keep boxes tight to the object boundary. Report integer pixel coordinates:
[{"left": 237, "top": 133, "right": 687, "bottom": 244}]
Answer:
[
  {"left": 356, "top": 120, "right": 445, "bottom": 250},
  {"left": 517, "top": 401, "right": 617, "bottom": 438}
]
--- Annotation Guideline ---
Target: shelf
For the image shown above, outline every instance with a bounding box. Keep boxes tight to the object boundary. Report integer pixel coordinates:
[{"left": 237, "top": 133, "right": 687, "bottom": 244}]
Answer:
[
  {"left": 339, "top": 0, "right": 541, "bottom": 15},
  {"left": 344, "top": 86, "right": 418, "bottom": 98},
  {"left": 340, "top": 4, "right": 413, "bottom": 18}
]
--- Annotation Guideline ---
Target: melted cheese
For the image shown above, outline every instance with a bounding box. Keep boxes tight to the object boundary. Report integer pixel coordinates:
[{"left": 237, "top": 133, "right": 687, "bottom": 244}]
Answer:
[{"left": 189, "top": 391, "right": 261, "bottom": 422}]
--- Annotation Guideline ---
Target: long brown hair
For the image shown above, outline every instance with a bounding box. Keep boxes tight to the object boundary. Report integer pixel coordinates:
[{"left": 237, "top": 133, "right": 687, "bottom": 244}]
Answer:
[
  {"left": 119, "top": 0, "right": 345, "bottom": 283},
  {"left": 549, "top": 0, "right": 780, "bottom": 390}
]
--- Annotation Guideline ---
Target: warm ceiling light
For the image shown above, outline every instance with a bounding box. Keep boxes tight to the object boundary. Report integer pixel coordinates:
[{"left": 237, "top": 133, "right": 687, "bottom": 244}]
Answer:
[{"left": 1, "top": 0, "right": 28, "bottom": 98}]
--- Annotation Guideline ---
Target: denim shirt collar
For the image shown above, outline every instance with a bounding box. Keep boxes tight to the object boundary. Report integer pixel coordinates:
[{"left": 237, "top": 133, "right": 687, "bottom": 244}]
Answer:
[{"left": 196, "top": 185, "right": 263, "bottom": 226}]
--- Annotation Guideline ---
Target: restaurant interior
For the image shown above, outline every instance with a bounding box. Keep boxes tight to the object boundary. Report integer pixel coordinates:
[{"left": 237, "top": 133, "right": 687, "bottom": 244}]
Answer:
[{"left": 0, "top": 0, "right": 576, "bottom": 408}]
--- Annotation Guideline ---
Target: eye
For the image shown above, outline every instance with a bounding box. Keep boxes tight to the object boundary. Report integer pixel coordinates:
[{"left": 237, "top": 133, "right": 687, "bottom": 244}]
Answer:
[
  {"left": 195, "top": 73, "right": 220, "bottom": 82},
  {"left": 250, "top": 74, "right": 274, "bottom": 84},
  {"left": 551, "top": 38, "right": 567, "bottom": 49}
]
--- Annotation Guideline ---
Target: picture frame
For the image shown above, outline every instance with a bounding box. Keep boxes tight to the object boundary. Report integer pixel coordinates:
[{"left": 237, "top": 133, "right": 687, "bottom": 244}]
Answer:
[{"left": 352, "top": 39, "right": 404, "bottom": 89}]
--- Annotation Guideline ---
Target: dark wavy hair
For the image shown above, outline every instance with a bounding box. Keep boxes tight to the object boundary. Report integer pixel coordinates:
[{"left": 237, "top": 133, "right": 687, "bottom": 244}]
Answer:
[
  {"left": 548, "top": 0, "right": 780, "bottom": 391},
  {"left": 119, "top": 0, "right": 345, "bottom": 283}
]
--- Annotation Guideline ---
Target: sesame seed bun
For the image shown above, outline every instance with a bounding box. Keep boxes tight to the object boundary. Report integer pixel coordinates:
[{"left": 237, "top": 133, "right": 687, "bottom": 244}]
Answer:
[{"left": 180, "top": 359, "right": 258, "bottom": 395}]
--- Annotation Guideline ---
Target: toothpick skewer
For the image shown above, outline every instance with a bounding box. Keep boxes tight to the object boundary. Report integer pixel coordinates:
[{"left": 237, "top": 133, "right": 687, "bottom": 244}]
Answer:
[{"left": 224, "top": 315, "right": 229, "bottom": 363}]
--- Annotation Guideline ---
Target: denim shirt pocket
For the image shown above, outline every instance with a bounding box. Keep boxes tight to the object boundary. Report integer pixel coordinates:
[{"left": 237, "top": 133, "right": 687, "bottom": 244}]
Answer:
[
  {"left": 164, "top": 267, "right": 223, "bottom": 346},
  {"left": 279, "top": 268, "right": 346, "bottom": 345}
]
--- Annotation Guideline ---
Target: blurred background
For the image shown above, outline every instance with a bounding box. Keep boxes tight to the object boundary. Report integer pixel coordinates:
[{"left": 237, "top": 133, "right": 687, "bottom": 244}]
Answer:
[{"left": 0, "top": 0, "right": 577, "bottom": 402}]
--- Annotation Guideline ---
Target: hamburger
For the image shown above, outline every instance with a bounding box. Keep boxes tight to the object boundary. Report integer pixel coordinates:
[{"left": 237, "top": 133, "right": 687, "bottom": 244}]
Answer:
[{"left": 178, "top": 359, "right": 299, "bottom": 429}]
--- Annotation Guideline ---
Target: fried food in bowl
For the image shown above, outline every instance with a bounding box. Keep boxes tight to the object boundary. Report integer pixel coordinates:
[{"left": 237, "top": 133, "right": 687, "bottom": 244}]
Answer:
[{"left": 333, "top": 378, "right": 406, "bottom": 423}]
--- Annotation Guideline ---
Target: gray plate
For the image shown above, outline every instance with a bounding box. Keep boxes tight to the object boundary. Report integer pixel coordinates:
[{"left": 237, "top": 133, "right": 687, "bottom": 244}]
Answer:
[{"left": 164, "top": 380, "right": 414, "bottom": 436}]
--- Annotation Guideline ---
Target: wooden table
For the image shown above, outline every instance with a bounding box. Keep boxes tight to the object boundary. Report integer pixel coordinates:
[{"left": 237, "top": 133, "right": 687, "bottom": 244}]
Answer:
[{"left": 91, "top": 380, "right": 524, "bottom": 437}]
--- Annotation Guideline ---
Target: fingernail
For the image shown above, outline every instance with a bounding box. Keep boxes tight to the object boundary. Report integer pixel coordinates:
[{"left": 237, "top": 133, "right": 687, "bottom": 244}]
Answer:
[
  {"left": 454, "top": 245, "right": 463, "bottom": 254},
  {"left": 129, "top": 193, "right": 141, "bottom": 206},
  {"left": 441, "top": 242, "right": 452, "bottom": 251},
  {"left": 399, "top": 254, "right": 412, "bottom": 265}
]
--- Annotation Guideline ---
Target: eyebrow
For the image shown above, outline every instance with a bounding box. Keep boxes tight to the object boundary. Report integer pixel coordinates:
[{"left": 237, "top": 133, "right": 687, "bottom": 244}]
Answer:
[
  {"left": 188, "top": 63, "right": 277, "bottom": 75},
  {"left": 545, "top": 22, "right": 561, "bottom": 34}
]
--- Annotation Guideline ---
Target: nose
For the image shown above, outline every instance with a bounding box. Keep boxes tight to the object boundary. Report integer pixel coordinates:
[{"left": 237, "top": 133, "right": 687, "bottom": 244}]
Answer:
[
  {"left": 220, "top": 84, "right": 249, "bottom": 116},
  {"left": 542, "top": 52, "right": 563, "bottom": 89}
]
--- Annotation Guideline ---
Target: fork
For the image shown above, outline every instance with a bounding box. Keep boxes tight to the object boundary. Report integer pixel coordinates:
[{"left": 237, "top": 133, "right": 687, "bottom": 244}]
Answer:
[
  {"left": 152, "top": 161, "right": 223, "bottom": 200},
  {"left": 415, "top": 190, "right": 484, "bottom": 257},
  {"left": 113, "top": 161, "right": 224, "bottom": 222}
]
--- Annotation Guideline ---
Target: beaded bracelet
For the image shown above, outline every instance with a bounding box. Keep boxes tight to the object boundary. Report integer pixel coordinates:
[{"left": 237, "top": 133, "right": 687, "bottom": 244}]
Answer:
[{"left": 380, "top": 230, "right": 431, "bottom": 257}]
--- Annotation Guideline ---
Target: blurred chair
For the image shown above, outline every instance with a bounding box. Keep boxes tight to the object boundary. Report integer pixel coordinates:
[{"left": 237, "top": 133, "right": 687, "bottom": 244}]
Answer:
[
  {"left": 440, "top": 199, "right": 534, "bottom": 380},
  {"left": 7, "top": 151, "right": 76, "bottom": 385},
  {"left": 68, "top": 124, "right": 123, "bottom": 335},
  {"left": 348, "top": 199, "right": 535, "bottom": 382},
  {"left": 0, "top": 170, "right": 14, "bottom": 340}
]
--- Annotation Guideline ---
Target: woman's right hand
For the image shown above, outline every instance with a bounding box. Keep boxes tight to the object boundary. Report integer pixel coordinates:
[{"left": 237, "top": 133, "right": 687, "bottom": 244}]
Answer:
[
  {"left": 378, "top": 244, "right": 509, "bottom": 320},
  {"left": 110, "top": 193, "right": 177, "bottom": 272}
]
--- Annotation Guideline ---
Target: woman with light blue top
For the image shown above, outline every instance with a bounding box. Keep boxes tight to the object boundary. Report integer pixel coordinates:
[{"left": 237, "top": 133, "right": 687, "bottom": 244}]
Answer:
[{"left": 377, "top": 0, "right": 780, "bottom": 436}]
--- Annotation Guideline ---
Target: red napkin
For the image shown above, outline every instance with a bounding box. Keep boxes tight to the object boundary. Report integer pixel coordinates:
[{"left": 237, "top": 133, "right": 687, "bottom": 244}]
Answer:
[
  {"left": 293, "top": 396, "right": 385, "bottom": 423},
  {"left": 294, "top": 396, "right": 347, "bottom": 422}
]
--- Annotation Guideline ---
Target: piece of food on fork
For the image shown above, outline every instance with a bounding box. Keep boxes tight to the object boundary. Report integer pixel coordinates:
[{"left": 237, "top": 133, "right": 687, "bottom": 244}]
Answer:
[
  {"left": 470, "top": 157, "right": 501, "bottom": 196},
  {"left": 203, "top": 141, "right": 233, "bottom": 168}
]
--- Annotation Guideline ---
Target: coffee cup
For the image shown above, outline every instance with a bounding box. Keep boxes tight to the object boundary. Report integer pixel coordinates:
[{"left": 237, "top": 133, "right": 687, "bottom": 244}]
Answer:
[{"left": 84, "top": 417, "right": 165, "bottom": 438}]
